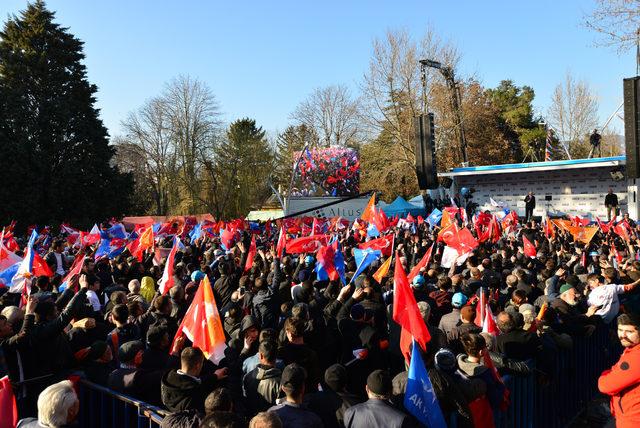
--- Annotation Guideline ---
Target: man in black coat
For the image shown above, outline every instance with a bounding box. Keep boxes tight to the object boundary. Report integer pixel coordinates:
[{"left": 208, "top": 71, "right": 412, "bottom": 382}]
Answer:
[
  {"left": 524, "top": 192, "right": 536, "bottom": 222},
  {"left": 495, "top": 311, "right": 541, "bottom": 361},
  {"left": 161, "top": 346, "right": 226, "bottom": 413},
  {"left": 605, "top": 188, "right": 619, "bottom": 221}
]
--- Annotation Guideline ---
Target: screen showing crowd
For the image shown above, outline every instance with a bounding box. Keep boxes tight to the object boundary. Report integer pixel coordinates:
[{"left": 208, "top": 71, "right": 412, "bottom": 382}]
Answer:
[{"left": 290, "top": 147, "right": 360, "bottom": 197}]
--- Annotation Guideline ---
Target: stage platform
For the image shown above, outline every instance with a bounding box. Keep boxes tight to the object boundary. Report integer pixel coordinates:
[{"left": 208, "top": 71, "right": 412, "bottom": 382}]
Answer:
[{"left": 438, "top": 156, "right": 639, "bottom": 220}]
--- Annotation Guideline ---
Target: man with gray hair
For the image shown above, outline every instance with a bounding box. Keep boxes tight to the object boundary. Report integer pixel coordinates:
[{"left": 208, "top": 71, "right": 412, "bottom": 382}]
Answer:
[{"left": 17, "top": 380, "right": 79, "bottom": 428}]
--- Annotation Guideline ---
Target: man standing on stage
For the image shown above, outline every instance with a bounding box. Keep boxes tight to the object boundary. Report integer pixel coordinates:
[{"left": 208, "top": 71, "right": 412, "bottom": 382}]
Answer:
[
  {"left": 524, "top": 191, "right": 535, "bottom": 222},
  {"left": 605, "top": 189, "right": 619, "bottom": 221},
  {"left": 598, "top": 313, "right": 640, "bottom": 427},
  {"left": 588, "top": 129, "right": 602, "bottom": 159}
]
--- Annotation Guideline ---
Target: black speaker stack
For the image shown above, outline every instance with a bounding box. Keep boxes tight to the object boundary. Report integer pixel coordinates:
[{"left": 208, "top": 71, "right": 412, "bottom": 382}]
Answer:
[
  {"left": 413, "top": 113, "right": 438, "bottom": 189},
  {"left": 624, "top": 76, "right": 640, "bottom": 178}
]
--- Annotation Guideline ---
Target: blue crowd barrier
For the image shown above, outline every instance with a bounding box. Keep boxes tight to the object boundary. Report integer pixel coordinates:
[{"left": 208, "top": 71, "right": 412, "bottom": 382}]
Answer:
[
  {"left": 492, "top": 324, "right": 620, "bottom": 428},
  {"left": 77, "top": 379, "right": 165, "bottom": 428}
]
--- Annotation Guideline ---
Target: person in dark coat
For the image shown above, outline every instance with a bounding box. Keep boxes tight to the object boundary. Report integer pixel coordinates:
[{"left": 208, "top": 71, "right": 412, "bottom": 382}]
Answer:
[
  {"left": 524, "top": 192, "right": 535, "bottom": 222},
  {"left": 550, "top": 284, "right": 599, "bottom": 336},
  {"left": 268, "top": 363, "right": 323, "bottom": 428},
  {"left": 243, "top": 340, "right": 282, "bottom": 414},
  {"left": 343, "top": 369, "right": 413, "bottom": 428},
  {"left": 160, "top": 347, "right": 226, "bottom": 413},
  {"left": 107, "top": 304, "right": 141, "bottom": 365},
  {"left": 108, "top": 340, "right": 164, "bottom": 405},
  {"left": 448, "top": 305, "right": 481, "bottom": 355},
  {"left": 305, "top": 363, "right": 364, "bottom": 428},
  {"left": 278, "top": 317, "right": 321, "bottom": 394},
  {"left": 252, "top": 256, "right": 281, "bottom": 331},
  {"left": 605, "top": 188, "right": 619, "bottom": 221},
  {"left": 495, "top": 311, "right": 541, "bottom": 360},
  {"left": 83, "top": 341, "right": 115, "bottom": 386}
]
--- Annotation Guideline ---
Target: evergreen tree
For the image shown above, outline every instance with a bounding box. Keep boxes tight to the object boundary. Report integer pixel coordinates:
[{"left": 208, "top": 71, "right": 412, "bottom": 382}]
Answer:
[
  {"left": 0, "top": 1, "right": 132, "bottom": 228},
  {"left": 216, "top": 118, "right": 274, "bottom": 218}
]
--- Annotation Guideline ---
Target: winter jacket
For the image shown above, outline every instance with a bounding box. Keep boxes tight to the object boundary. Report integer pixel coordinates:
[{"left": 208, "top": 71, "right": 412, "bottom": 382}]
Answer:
[
  {"left": 159, "top": 409, "right": 203, "bottom": 428},
  {"left": 599, "top": 344, "right": 640, "bottom": 427},
  {"left": 160, "top": 369, "right": 216, "bottom": 413},
  {"left": 439, "top": 308, "right": 462, "bottom": 339},
  {"left": 268, "top": 401, "right": 324, "bottom": 428},
  {"left": 243, "top": 364, "right": 282, "bottom": 413}
]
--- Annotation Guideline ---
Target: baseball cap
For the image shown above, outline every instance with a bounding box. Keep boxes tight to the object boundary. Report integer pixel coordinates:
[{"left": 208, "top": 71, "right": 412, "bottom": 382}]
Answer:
[
  {"left": 452, "top": 292, "right": 468, "bottom": 308},
  {"left": 119, "top": 340, "right": 144, "bottom": 363}
]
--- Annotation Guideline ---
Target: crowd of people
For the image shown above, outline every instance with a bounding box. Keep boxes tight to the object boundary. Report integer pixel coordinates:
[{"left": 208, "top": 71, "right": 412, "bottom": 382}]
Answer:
[{"left": 0, "top": 210, "right": 639, "bottom": 428}]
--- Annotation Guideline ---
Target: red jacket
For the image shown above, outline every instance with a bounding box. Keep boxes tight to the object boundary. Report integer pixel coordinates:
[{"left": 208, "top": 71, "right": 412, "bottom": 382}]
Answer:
[{"left": 599, "top": 344, "right": 640, "bottom": 427}]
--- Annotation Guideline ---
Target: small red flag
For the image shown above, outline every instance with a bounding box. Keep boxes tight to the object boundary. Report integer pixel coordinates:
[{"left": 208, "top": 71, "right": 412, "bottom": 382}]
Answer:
[
  {"left": 523, "top": 236, "right": 537, "bottom": 258},
  {"left": 276, "top": 227, "right": 286, "bottom": 258},
  {"left": 244, "top": 236, "right": 257, "bottom": 272},
  {"left": 0, "top": 376, "right": 18, "bottom": 428},
  {"left": 407, "top": 244, "right": 434, "bottom": 283}
]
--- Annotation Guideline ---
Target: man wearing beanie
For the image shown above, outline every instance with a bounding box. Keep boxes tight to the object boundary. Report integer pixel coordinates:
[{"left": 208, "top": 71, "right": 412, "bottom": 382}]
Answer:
[
  {"left": 599, "top": 313, "right": 640, "bottom": 427},
  {"left": 343, "top": 369, "right": 411, "bottom": 428},
  {"left": 551, "top": 284, "right": 599, "bottom": 336}
]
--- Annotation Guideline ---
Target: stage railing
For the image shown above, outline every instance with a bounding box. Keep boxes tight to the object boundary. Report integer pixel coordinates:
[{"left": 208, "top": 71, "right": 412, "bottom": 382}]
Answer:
[{"left": 77, "top": 379, "right": 166, "bottom": 428}]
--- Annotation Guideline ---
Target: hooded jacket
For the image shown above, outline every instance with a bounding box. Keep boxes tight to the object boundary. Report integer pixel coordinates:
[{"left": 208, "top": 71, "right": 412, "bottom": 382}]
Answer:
[
  {"left": 598, "top": 343, "right": 640, "bottom": 428},
  {"left": 243, "top": 364, "right": 282, "bottom": 413},
  {"left": 457, "top": 354, "right": 505, "bottom": 411}
]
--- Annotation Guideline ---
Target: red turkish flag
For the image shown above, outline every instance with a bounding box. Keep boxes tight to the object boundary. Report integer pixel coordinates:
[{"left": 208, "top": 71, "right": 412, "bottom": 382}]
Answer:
[
  {"left": 523, "top": 236, "right": 537, "bottom": 258},
  {"left": 407, "top": 244, "right": 434, "bottom": 283},
  {"left": 285, "top": 235, "right": 329, "bottom": 254},
  {"left": 359, "top": 234, "right": 394, "bottom": 257}
]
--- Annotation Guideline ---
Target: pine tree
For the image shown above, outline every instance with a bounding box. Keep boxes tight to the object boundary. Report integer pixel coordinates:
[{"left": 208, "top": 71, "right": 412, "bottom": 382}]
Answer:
[
  {"left": 0, "top": 1, "right": 132, "bottom": 228},
  {"left": 216, "top": 118, "right": 274, "bottom": 218}
]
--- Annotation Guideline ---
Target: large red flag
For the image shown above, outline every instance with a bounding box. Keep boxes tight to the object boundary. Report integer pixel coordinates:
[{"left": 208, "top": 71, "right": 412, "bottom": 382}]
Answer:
[
  {"left": 407, "top": 244, "right": 434, "bottom": 283},
  {"left": 455, "top": 227, "right": 479, "bottom": 255},
  {"left": 359, "top": 234, "right": 394, "bottom": 257},
  {"left": 173, "top": 276, "right": 227, "bottom": 364},
  {"left": 0, "top": 376, "right": 18, "bottom": 428},
  {"left": 285, "top": 235, "right": 329, "bottom": 254},
  {"left": 393, "top": 251, "right": 431, "bottom": 359},
  {"left": 244, "top": 235, "right": 257, "bottom": 272},
  {"left": 159, "top": 238, "right": 179, "bottom": 295},
  {"left": 523, "top": 236, "right": 537, "bottom": 258},
  {"left": 596, "top": 217, "right": 610, "bottom": 234},
  {"left": 276, "top": 227, "right": 286, "bottom": 258},
  {"left": 482, "top": 303, "right": 499, "bottom": 336},
  {"left": 371, "top": 208, "right": 390, "bottom": 233}
]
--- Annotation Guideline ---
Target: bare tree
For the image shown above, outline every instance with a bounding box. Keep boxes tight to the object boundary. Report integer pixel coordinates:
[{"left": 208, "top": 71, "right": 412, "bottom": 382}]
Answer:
[
  {"left": 547, "top": 72, "right": 599, "bottom": 159},
  {"left": 290, "top": 85, "right": 362, "bottom": 147},
  {"left": 117, "top": 97, "right": 177, "bottom": 215},
  {"left": 115, "top": 76, "right": 222, "bottom": 215},
  {"left": 584, "top": 0, "right": 640, "bottom": 53},
  {"left": 163, "top": 75, "right": 222, "bottom": 213},
  {"left": 359, "top": 28, "right": 460, "bottom": 197}
]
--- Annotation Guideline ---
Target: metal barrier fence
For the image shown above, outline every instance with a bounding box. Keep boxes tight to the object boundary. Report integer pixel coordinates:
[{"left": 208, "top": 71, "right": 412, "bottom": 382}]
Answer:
[
  {"left": 77, "top": 379, "right": 166, "bottom": 428},
  {"left": 494, "top": 324, "right": 620, "bottom": 428},
  {"left": 76, "top": 325, "right": 619, "bottom": 428}
]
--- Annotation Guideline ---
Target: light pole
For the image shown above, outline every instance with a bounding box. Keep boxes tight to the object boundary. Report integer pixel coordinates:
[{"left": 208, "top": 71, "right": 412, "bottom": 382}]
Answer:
[{"left": 419, "top": 59, "right": 468, "bottom": 166}]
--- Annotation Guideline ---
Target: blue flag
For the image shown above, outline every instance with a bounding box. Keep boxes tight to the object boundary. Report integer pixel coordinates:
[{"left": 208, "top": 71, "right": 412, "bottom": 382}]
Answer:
[
  {"left": 366, "top": 223, "right": 380, "bottom": 237},
  {"left": 426, "top": 208, "right": 442, "bottom": 227},
  {"left": 104, "top": 223, "right": 127, "bottom": 239},
  {"left": 189, "top": 223, "right": 202, "bottom": 244},
  {"left": 334, "top": 243, "right": 346, "bottom": 286},
  {"left": 351, "top": 248, "right": 382, "bottom": 282},
  {"left": 404, "top": 341, "right": 447, "bottom": 428}
]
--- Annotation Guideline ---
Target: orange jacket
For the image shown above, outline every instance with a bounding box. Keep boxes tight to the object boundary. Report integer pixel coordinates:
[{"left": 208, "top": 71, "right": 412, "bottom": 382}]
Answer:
[{"left": 598, "top": 344, "right": 640, "bottom": 427}]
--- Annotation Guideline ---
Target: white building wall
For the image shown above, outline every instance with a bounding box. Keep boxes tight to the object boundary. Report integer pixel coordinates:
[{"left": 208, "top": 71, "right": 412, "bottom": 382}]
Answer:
[{"left": 452, "top": 167, "right": 630, "bottom": 219}]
